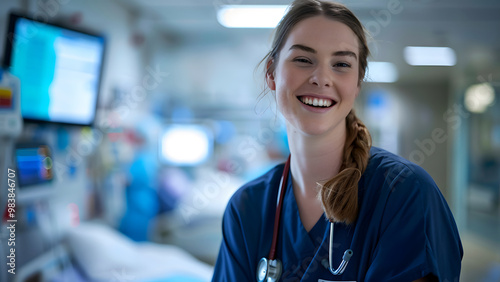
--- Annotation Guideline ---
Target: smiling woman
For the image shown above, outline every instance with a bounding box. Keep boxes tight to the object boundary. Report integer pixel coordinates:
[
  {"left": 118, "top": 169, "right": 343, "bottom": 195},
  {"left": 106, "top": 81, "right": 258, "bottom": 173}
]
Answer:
[{"left": 212, "top": 1, "right": 463, "bottom": 281}]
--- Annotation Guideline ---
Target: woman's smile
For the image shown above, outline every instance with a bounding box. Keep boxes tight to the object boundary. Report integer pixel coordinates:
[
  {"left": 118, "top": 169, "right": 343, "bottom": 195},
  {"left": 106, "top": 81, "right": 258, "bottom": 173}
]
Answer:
[{"left": 297, "top": 95, "right": 337, "bottom": 113}]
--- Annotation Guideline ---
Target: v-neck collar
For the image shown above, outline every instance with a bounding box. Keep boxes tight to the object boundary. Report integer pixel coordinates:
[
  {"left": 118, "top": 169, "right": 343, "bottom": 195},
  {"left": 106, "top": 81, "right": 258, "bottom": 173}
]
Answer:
[{"left": 289, "top": 168, "right": 328, "bottom": 246}]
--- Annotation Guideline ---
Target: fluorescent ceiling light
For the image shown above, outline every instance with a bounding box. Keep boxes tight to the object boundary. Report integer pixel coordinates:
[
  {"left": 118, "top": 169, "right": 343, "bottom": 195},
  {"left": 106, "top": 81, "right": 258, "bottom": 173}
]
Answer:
[
  {"left": 404, "top": 46, "right": 456, "bottom": 66},
  {"left": 217, "top": 5, "right": 288, "bottom": 28},
  {"left": 365, "top": 62, "right": 398, "bottom": 83},
  {"left": 464, "top": 83, "right": 495, "bottom": 113}
]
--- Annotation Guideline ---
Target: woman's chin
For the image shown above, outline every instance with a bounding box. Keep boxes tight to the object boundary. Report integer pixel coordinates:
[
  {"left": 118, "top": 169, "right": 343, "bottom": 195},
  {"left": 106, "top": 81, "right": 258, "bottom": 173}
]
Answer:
[{"left": 294, "top": 122, "right": 337, "bottom": 137}]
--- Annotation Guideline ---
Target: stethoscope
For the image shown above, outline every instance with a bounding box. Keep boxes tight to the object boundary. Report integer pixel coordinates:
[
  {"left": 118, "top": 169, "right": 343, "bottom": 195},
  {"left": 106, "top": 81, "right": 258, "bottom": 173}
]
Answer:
[{"left": 256, "top": 155, "right": 353, "bottom": 282}]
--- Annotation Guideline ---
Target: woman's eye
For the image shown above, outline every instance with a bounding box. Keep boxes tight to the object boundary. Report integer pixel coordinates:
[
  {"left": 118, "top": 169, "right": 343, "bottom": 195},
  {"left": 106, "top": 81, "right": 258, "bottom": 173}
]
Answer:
[
  {"left": 293, "top": 58, "right": 311, "bottom": 64},
  {"left": 333, "top": 62, "right": 351, "bottom": 68}
]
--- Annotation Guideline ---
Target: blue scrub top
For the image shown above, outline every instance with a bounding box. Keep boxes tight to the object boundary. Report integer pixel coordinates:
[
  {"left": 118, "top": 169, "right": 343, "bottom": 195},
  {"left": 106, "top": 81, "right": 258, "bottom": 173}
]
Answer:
[{"left": 212, "top": 147, "right": 463, "bottom": 282}]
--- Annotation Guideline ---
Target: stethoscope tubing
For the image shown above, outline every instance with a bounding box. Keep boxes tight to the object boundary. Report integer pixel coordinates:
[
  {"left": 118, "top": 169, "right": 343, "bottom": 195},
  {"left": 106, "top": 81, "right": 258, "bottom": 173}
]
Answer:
[
  {"left": 268, "top": 155, "right": 291, "bottom": 260},
  {"left": 323, "top": 221, "right": 353, "bottom": 275}
]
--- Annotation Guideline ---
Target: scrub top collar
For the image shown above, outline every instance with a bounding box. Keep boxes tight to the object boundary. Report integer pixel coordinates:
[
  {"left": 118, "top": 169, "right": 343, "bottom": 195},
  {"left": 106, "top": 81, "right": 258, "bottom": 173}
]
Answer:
[{"left": 279, "top": 168, "right": 356, "bottom": 280}]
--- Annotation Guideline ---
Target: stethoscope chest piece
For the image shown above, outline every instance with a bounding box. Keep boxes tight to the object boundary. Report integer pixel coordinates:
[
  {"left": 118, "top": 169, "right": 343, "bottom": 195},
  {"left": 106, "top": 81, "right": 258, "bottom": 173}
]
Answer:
[{"left": 257, "top": 257, "right": 282, "bottom": 282}]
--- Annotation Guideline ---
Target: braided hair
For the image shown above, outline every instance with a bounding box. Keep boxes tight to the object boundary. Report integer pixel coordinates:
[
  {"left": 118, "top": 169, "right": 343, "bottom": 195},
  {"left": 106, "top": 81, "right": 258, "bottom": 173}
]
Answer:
[{"left": 318, "top": 110, "right": 371, "bottom": 224}]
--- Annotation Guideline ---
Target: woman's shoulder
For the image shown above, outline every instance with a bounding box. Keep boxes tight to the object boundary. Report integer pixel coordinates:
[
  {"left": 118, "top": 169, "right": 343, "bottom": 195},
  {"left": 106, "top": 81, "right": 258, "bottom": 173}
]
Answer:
[
  {"left": 361, "top": 147, "right": 450, "bottom": 231},
  {"left": 365, "top": 146, "right": 436, "bottom": 189}
]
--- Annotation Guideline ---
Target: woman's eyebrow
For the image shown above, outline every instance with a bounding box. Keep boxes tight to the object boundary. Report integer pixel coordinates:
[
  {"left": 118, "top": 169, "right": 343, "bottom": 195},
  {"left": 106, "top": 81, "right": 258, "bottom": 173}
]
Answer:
[
  {"left": 289, "top": 44, "right": 357, "bottom": 60},
  {"left": 333, "top": 50, "right": 357, "bottom": 60},
  {"left": 289, "top": 44, "right": 316, "bottom": 54}
]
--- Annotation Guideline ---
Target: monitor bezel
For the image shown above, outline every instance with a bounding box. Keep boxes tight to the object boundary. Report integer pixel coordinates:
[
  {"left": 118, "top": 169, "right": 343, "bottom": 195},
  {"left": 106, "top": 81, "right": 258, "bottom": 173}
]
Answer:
[{"left": 2, "top": 11, "right": 106, "bottom": 127}]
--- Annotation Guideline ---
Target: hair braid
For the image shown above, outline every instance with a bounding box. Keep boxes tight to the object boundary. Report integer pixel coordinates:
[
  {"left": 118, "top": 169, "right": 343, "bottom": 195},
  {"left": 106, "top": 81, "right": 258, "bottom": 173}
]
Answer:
[{"left": 318, "top": 110, "right": 372, "bottom": 224}]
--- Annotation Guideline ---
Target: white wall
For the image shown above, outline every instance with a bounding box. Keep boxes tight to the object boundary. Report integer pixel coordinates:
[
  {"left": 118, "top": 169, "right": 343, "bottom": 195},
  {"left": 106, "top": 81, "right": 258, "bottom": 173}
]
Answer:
[
  {"left": 148, "top": 31, "right": 274, "bottom": 110},
  {"left": 397, "top": 81, "right": 450, "bottom": 197}
]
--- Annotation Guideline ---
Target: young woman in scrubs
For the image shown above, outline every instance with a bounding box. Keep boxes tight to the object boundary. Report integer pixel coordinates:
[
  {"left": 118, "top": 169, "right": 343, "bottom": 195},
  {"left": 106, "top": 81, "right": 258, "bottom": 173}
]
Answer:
[{"left": 212, "top": 0, "right": 463, "bottom": 281}]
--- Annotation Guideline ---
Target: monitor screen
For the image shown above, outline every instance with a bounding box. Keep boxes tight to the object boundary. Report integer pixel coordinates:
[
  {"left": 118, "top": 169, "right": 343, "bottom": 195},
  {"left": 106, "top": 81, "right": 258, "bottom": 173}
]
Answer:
[
  {"left": 2, "top": 12, "right": 105, "bottom": 126},
  {"left": 159, "top": 124, "right": 213, "bottom": 166},
  {"left": 15, "top": 144, "right": 54, "bottom": 187}
]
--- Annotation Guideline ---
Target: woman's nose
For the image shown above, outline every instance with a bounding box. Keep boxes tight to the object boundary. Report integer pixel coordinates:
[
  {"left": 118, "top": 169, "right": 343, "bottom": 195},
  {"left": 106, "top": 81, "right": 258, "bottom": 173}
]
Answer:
[{"left": 309, "top": 64, "right": 332, "bottom": 87}]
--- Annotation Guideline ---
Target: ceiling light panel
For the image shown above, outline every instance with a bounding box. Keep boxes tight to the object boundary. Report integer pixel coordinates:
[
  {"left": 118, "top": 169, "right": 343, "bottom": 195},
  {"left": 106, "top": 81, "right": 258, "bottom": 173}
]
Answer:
[
  {"left": 404, "top": 46, "right": 457, "bottom": 66},
  {"left": 217, "top": 5, "right": 288, "bottom": 28}
]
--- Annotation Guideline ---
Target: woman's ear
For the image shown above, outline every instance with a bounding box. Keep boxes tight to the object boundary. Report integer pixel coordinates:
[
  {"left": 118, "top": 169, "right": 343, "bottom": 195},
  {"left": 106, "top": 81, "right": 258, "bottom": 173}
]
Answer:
[{"left": 266, "top": 59, "right": 276, "bottom": 91}]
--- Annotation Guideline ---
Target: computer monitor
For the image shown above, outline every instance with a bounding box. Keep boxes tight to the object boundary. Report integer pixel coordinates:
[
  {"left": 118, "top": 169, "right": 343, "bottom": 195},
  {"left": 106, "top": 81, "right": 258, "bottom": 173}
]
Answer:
[{"left": 2, "top": 12, "right": 106, "bottom": 126}]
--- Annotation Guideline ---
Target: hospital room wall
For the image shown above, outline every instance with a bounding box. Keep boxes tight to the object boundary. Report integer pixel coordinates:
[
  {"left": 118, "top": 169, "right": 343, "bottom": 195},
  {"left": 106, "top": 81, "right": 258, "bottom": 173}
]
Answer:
[
  {"left": 394, "top": 81, "right": 450, "bottom": 200},
  {"left": 0, "top": 0, "right": 149, "bottom": 267},
  {"left": 144, "top": 30, "right": 274, "bottom": 111}
]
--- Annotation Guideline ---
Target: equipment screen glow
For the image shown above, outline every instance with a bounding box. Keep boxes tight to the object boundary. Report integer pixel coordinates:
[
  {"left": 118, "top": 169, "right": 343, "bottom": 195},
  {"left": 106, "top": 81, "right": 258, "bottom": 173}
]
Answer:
[{"left": 160, "top": 125, "right": 213, "bottom": 166}]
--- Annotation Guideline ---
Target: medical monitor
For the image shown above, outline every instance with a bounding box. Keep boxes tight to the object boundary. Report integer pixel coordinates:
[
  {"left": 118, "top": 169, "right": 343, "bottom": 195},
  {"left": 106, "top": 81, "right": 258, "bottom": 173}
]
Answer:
[
  {"left": 15, "top": 144, "right": 54, "bottom": 188},
  {"left": 2, "top": 12, "right": 106, "bottom": 126}
]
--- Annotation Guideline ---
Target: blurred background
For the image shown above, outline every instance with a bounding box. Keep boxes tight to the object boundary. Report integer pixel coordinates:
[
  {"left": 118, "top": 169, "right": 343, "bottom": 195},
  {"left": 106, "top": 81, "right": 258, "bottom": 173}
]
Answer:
[{"left": 0, "top": 0, "right": 499, "bottom": 281}]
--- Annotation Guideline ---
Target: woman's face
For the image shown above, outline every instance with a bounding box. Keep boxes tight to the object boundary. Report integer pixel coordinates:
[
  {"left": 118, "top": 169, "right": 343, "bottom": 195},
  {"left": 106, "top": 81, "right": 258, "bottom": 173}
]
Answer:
[{"left": 267, "top": 16, "right": 360, "bottom": 137}]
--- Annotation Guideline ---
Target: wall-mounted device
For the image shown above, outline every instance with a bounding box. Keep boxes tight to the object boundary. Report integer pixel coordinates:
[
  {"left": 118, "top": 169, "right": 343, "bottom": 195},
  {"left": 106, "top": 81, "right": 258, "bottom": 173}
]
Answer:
[
  {"left": 15, "top": 144, "right": 54, "bottom": 188},
  {"left": 2, "top": 12, "right": 106, "bottom": 127},
  {"left": 0, "top": 68, "right": 22, "bottom": 137}
]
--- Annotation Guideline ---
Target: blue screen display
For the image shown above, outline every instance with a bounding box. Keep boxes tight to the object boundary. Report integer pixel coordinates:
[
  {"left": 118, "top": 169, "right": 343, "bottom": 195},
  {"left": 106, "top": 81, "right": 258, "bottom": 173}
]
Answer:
[
  {"left": 15, "top": 145, "right": 53, "bottom": 187},
  {"left": 7, "top": 14, "right": 105, "bottom": 125}
]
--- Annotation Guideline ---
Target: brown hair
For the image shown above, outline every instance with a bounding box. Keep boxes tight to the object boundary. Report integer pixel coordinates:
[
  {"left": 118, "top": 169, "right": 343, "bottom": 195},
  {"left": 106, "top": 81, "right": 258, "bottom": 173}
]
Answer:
[
  {"left": 261, "top": 0, "right": 372, "bottom": 224},
  {"left": 320, "top": 109, "right": 371, "bottom": 224}
]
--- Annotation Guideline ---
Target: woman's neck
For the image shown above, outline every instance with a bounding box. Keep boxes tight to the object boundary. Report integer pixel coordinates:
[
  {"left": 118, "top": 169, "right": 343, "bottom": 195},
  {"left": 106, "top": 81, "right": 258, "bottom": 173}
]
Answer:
[{"left": 287, "top": 124, "right": 346, "bottom": 199}]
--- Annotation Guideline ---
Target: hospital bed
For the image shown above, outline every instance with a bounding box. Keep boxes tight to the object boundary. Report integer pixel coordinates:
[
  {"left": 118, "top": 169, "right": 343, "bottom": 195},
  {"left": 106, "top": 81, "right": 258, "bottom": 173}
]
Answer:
[{"left": 15, "top": 222, "right": 214, "bottom": 282}]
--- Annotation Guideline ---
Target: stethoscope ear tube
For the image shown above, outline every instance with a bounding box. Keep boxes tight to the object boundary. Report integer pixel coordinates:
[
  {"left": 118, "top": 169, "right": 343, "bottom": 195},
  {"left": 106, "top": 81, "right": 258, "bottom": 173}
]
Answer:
[{"left": 321, "top": 222, "right": 353, "bottom": 276}]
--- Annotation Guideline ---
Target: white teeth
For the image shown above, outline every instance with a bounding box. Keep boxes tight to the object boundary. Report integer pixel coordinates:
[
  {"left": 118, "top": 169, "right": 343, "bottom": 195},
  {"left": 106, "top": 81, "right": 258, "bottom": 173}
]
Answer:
[{"left": 300, "top": 97, "right": 334, "bottom": 107}]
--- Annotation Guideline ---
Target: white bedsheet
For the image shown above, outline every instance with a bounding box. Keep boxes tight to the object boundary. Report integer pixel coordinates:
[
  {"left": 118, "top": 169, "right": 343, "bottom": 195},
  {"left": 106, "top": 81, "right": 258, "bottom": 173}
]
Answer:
[{"left": 66, "top": 222, "right": 213, "bottom": 282}]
